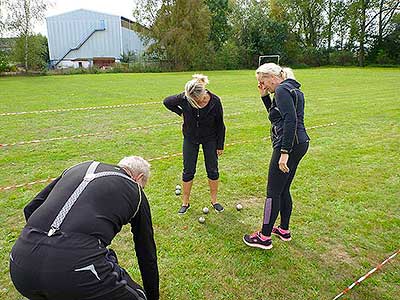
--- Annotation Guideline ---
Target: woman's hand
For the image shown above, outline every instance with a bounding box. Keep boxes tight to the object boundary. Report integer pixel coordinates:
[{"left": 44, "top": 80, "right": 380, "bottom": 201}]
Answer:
[
  {"left": 217, "top": 149, "right": 224, "bottom": 156},
  {"left": 278, "top": 153, "right": 289, "bottom": 173},
  {"left": 257, "top": 82, "right": 269, "bottom": 97}
]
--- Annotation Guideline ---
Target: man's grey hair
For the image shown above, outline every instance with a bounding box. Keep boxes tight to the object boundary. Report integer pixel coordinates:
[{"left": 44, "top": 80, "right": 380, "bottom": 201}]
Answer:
[{"left": 118, "top": 156, "right": 151, "bottom": 185}]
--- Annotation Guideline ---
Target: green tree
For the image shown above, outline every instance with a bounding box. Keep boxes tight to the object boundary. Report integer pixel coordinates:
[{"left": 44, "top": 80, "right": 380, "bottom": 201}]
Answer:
[
  {"left": 12, "top": 33, "right": 49, "bottom": 70},
  {"left": 230, "top": 0, "right": 290, "bottom": 67},
  {"left": 7, "top": 0, "right": 49, "bottom": 71},
  {"left": 133, "top": 0, "right": 211, "bottom": 70},
  {"left": 279, "top": 0, "right": 325, "bottom": 48},
  {"left": 345, "top": 0, "right": 399, "bottom": 66},
  {"left": 369, "top": 12, "right": 400, "bottom": 64},
  {"left": 205, "top": 0, "right": 230, "bottom": 50}
]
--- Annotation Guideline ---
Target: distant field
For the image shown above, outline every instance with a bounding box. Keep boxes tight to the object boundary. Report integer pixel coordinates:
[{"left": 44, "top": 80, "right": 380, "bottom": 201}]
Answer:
[{"left": 0, "top": 68, "right": 399, "bottom": 300}]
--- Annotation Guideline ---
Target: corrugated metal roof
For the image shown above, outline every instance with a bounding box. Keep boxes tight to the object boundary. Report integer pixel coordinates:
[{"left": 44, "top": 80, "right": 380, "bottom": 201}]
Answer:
[{"left": 46, "top": 8, "right": 129, "bottom": 21}]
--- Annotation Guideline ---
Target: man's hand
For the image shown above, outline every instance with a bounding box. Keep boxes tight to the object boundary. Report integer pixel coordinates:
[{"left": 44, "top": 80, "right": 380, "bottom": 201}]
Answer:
[
  {"left": 217, "top": 149, "right": 224, "bottom": 156},
  {"left": 278, "top": 153, "right": 289, "bottom": 173}
]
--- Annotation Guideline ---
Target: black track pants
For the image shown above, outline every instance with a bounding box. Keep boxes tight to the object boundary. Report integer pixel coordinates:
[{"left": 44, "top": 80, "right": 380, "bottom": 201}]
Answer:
[
  {"left": 9, "top": 227, "right": 147, "bottom": 300},
  {"left": 182, "top": 138, "right": 219, "bottom": 182},
  {"left": 261, "top": 142, "right": 309, "bottom": 236}
]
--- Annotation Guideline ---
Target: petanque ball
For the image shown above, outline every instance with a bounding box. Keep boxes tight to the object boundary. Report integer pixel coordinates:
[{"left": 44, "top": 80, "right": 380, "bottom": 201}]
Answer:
[
  {"left": 175, "top": 189, "right": 181, "bottom": 195},
  {"left": 198, "top": 216, "right": 205, "bottom": 224},
  {"left": 236, "top": 203, "right": 243, "bottom": 211},
  {"left": 202, "top": 207, "right": 209, "bottom": 214}
]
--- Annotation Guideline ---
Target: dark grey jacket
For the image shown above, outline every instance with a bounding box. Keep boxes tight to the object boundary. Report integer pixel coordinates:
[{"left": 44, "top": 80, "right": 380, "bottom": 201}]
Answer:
[{"left": 261, "top": 79, "right": 310, "bottom": 151}]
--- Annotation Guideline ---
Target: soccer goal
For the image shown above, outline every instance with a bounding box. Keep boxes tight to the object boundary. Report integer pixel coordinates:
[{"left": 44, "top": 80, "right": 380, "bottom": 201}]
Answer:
[{"left": 259, "top": 55, "right": 280, "bottom": 66}]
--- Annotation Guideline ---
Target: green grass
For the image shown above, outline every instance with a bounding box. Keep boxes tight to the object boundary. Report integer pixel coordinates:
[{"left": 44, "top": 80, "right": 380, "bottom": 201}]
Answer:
[{"left": 0, "top": 68, "right": 399, "bottom": 300}]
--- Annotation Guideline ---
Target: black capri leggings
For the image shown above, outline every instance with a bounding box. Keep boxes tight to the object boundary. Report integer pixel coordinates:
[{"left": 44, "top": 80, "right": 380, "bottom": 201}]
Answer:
[
  {"left": 261, "top": 142, "right": 309, "bottom": 236},
  {"left": 182, "top": 138, "right": 219, "bottom": 182}
]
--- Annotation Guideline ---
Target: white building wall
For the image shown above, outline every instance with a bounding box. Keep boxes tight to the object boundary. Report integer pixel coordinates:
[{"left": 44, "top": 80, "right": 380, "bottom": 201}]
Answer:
[
  {"left": 121, "top": 27, "right": 145, "bottom": 55},
  {"left": 47, "top": 9, "right": 122, "bottom": 62}
]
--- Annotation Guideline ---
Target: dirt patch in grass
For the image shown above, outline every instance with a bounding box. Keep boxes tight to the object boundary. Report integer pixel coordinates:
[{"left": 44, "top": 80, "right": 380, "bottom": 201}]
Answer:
[{"left": 322, "top": 243, "right": 356, "bottom": 267}]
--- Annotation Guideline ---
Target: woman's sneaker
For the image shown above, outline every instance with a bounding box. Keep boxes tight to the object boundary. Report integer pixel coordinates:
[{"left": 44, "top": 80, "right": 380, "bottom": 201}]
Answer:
[
  {"left": 178, "top": 204, "right": 190, "bottom": 215},
  {"left": 212, "top": 202, "right": 224, "bottom": 212},
  {"left": 272, "top": 226, "right": 291, "bottom": 241},
  {"left": 243, "top": 231, "right": 273, "bottom": 250}
]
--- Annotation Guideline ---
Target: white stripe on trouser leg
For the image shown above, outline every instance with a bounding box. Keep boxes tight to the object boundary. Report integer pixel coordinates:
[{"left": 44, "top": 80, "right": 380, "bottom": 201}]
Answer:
[
  {"left": 136, "top": 288, "right": 147, "bottom": 300},
  {"left": 125, "top": 285, "right": 147, "bottom": 300}
]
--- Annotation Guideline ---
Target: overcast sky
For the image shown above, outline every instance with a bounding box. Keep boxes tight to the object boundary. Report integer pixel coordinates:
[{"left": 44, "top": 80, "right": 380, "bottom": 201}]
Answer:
[{"left": 35, "top": 0, "right": 136, "bottom": 36}]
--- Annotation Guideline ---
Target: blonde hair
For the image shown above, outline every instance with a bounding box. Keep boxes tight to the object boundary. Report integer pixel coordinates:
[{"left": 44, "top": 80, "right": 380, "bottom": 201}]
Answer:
[
  {"left": 184, "top": 74, "right": 209, "bottom": 108},
  {"left": 256, "top": 63, "right": 295, "bottom": 80}
]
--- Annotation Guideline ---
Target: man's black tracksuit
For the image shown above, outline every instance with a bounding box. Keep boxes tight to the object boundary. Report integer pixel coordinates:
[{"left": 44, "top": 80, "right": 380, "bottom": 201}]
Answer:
[{"left": 9, "top": 161, "right": 159, "bottom": 300}]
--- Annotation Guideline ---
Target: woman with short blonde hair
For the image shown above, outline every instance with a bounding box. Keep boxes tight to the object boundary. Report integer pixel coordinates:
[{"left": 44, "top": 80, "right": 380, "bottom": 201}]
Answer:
[{"left": 164, "top": 74, "right": 226, "bottom": 214}]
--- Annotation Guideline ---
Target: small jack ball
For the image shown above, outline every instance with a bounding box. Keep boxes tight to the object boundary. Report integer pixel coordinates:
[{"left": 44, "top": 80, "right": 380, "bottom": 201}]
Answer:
[
  {"left": 175, "top": 184, "right": 182, "bottom": 190},
  {"left": 236, "top": 203, "right": 243, "bottom": 211},
  {"left": 202, "top": 207, "right": 209, "bottom": 214},
  {"left": 198, "top": 216, "right": 205, "bottom": 224},
  {"left": 175, "top": 189, "right": 181, "bottom": 195}
]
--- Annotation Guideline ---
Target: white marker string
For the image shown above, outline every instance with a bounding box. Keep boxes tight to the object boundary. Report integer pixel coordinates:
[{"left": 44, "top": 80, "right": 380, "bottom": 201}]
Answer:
[{"left": 0, "top": 122, "right": 336, "bottom": 192}]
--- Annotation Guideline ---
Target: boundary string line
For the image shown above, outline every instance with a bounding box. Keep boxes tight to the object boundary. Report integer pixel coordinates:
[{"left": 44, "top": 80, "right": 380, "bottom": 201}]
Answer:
[
  {"left": 0, "top": 97, "right": 261, "bottom": 117},
  {"left": 0, "top": 121, "right": 180, "bottom": 148},
  {"left": 332, "top": 249, "right": 400, "bottom": 300},
  {"left": 0, "top": 102, "right": 160, "bottom": 116},
  {"left": 0, "top": 122, "right": 336, "bottom": 192},
  {"left": 0, "top": 112, "right": 244, "bottom": 148}
]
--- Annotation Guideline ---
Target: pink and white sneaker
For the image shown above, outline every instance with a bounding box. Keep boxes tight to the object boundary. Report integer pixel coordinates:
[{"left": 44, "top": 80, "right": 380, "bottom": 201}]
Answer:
[
  {"left": 243, "top": 231, "right": 273, "bottom": 250},
  {"left": 272, "top": 226, "right": 291, "bottom": 241}
]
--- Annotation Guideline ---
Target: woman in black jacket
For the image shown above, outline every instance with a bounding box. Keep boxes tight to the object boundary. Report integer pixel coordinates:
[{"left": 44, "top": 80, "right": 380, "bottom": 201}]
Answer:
[
  {"left": 163, "top": 74, "right": 226, "bottom": 214},
  {"left": 243, "top": 63, "right": 310, "bottom": 250}
]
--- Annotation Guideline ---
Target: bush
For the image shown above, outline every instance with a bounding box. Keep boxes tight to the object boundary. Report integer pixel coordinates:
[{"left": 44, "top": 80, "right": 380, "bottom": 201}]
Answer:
[
  {"left": 298, "top": 47, "right": 326, "bottom": 66},
  {"left": 0, "top": 51, "right": 9, "bottom": 72},
  {"left": 329, "top": 50, "right": 356, "bottom": 66},
  {"left": 375, "top": 49, "right": 394, "bottom": 65},
  {"left": 214, "top": 40, "right": 241, "bottom": 70}
]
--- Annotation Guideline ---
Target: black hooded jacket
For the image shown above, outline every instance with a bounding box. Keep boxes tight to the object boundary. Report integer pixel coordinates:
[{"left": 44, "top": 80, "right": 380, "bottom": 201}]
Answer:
[
  {"left": 163, "top": 91, "right": 226, "bottom": 149},
  {"left": 261, "top": 79, "right": 310, "bottom": 152}
]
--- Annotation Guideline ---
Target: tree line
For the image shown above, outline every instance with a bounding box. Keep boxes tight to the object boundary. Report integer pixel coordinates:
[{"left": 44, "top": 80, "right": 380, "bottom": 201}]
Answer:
[
  {"left": 133, "top": 0, "right": 399, "bottom": 70},
  {"left": 0, "top": 0, "right": 399, "bottom": 72}
]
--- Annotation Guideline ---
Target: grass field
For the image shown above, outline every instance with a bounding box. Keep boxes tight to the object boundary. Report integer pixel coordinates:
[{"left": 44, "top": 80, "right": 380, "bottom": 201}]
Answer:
[{"left": 0, "top": 68, "right": 399, "bottom": 300}]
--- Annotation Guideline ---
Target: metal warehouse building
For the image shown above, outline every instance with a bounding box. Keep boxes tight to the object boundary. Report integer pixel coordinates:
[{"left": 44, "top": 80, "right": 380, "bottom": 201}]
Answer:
[{"left": 46, "top": 9, "right": 145, "bottom": 69}]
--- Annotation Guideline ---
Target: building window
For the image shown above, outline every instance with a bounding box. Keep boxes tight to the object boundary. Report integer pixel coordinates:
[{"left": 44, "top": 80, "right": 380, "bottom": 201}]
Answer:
[{"left": 121, "top": 18, "right": 135, "bottom": 31}]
